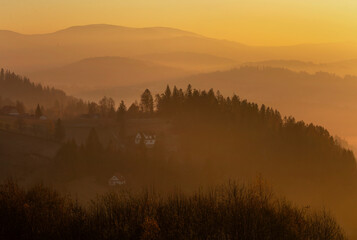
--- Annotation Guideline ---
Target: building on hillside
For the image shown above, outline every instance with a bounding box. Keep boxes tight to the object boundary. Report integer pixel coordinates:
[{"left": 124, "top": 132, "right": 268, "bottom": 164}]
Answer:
[
  {"left": 108, "top": 174, "right": 126, "bottom": 186},
  {"left": 0, "top": 106, "right": 19, "bottom": 116},
  {"left": 39, "top": 115, "right": 48, "bottom": 120},
  {"left": 135, "top": 132, "right": 156, "bottom": 148}
]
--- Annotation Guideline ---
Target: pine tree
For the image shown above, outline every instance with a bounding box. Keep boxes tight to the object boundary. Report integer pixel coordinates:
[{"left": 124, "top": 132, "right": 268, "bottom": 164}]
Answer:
[
  {"left": 0, "top": 68, "right": 4, "bottom": 81},
  {"left": 128, "top": 101, "right": 140, "bottom": 116},
  {"left": 117, "top": 101, "right": 127, "bottom": 137},
  {"left": 140, "top": 89, "right": 154, "bottom": 113},
  {"left": 164, "top": 85, "right": 171, "bottom": 99},
  {"left": 186, "top": 84, "right": 193, "bottom": 98},
  {"left": 116, "top": 101, "right": 126, "bottom": 121},
  {"left": 35, "top": 104, "right": 42, "bottom": 118}
]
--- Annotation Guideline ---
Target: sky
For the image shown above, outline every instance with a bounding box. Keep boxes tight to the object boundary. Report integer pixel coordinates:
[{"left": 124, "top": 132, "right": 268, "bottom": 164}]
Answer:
[{"left": 1, "top": 0, "right": 357, "bottom": 46}]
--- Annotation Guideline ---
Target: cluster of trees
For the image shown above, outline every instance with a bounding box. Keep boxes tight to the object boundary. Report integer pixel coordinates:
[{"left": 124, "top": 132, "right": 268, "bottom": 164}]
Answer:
[
  {"left": 0, "top": 68, "right": 68, "bottom": 109},
  {"left": 53, "top": 128, "right": 178, "bottom": 187},
  {"left": 0, "top": 179, "right": 347, "bottom": 240},
  {"left": 0, "top": 67, "right": 158, "bottom": 120},
  {"left": 152, "top": 85, "right": 357, "bottom": 198},
  {"left": 86, "top": 89, "right": 154, "bottom": 120},
  {"left": 52, "top": 85, "right": 357, "bottom": 234},
  {"left": 54, "top": 85, "right": 356, "bottom": 196},
  {"left": 0, "top": 68, "right": 92, "bottom": 118}
]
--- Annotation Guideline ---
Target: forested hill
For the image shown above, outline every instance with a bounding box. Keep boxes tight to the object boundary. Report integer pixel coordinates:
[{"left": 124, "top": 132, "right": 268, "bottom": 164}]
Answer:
[
  {"left": 154, "top": 85, "right": 357, "bottom": 196},
  {"left": 0, "top": 68, "right": 73, "bottom": 109}
]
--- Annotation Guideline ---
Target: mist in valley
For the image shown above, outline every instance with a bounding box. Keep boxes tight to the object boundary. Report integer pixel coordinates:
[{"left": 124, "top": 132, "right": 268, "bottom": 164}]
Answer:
[{"left": 1, "top": 1, "right": 357, "bottom": 239}]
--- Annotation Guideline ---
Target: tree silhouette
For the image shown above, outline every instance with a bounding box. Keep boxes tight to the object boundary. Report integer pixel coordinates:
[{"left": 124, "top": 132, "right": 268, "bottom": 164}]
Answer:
[
  {"left": 117, "top": 100, "right": 127, "bottom": 137},
  {"left": 99, "top": 96, "right": 115, "bottom": 117},
  {"left": 128, "top": 101, "right": 140, "bottom": 116},
  {"left": 35, "top": 104, "right": 42, "bottom": 118},
  {"left": 0, "top": 69, "right": 4, "bottom": 82},
  {"left": 117, "top": 100, "right": 127, "bottom": 121},
  {"left": 140, "top": 89, "right": 154, "bottom": 113}
]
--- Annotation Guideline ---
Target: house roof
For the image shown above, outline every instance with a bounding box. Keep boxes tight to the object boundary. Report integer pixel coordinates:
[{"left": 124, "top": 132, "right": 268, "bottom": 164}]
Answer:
[
  {"left": 136, "top": 132, "right": 156, "bottom": 140},
  {"left": 0, "top": 106, "right": 18, "bottom": 114},
  {"left": 110, "top": 174, "right": 125, "bottom": 181}
]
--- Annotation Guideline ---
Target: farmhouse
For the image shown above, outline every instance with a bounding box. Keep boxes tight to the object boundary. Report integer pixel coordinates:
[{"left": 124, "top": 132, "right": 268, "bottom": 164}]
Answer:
[
  {"left": 108, "top": 174, "right": 126, "bottom": 186},
  {"left": 0, "top": 106, "right": 19, "bottom": 116},
  {"left": 135, "top": 132, "right": 156, "bottom": 148}
]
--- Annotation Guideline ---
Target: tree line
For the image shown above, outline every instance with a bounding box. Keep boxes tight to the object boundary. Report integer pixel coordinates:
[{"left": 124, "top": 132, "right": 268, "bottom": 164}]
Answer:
[{"left": 55, "top": 85, "right": 356, "bottom": 199}]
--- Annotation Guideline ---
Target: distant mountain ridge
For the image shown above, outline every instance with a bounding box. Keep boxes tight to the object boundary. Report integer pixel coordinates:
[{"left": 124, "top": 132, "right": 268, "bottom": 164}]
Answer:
[
  {"left": 242, "top": 59, "right": 357, "bottom": 76},
  {"left": 137, "top": 52, "right": 237, "bottom": 71},
  {"left": 54, "top": 24, "right": 200, "bottom": 36},
  {"left": 2, "top": 24, "right": 357, "bottom": 73},
  {"left": 28, "top": 56, "right": 189, "bottom": 94}
]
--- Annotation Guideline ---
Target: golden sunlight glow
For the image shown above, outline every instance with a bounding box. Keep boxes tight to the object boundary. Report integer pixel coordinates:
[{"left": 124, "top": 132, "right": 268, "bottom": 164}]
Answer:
[{"left": 2, "top": 0, "right": 357, "bottom": 45}]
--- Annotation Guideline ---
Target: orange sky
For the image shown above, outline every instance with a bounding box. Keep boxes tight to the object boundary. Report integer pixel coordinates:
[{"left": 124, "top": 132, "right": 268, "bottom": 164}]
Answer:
[{"left": 1, "top": 0, "right": 357, "bottom": 46}]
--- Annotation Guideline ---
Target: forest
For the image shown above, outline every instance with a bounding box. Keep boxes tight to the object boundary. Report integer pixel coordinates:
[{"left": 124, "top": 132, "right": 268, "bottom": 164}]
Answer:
[
  {"left": 52, "top": 85, "right": 357, "bottom": 207},
  {"left": 0, "top": 68, "right": 87, "bottom": 117},
  {"left": 1, "top": 70, "right": 356, "bottom": 239}
]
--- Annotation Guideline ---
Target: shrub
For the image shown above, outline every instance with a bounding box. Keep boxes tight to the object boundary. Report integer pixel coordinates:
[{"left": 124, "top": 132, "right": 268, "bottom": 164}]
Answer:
[{"left": 0, "top": 179, "right": 346, "bottom": 240}]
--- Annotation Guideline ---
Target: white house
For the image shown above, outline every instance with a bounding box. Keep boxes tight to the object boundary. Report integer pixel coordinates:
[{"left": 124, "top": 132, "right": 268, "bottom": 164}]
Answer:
[
  {"left": 39, "top": 115, "right": 48, "bottom": 120},
  {"left": 108, "top": 174, "right": 126, "bottom": 186},
  {"left": 8, "top": 108, "right": 19, "bottom": 116},
  {"left": 135, "top": 132, "right": 156, "bottom": 148}
]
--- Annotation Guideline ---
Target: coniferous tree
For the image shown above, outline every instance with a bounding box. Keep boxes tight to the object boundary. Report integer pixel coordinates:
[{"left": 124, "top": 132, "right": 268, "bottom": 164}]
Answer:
[
  {"left": 128, "top": 101, "right": 140, "bottom": 117},
  {"left": 35, "top": 104, "right": 42, "bottom": 118},
  {"left": 0, "top": 68, "right": 4, "bottom": 82},
  {"left": 186, "top": 84, "right": 193, "bottom": 98},
  {"left": 117, "top": 100, "right": 127, "bottom": 120},
  {"left": 164, "top": 85, "right": 171, "bottom": 99},
  {"left": 117, "top": 101, "right": 127, "bottom": 137},
  {"left": 140, "top": 89, "right": 154, "bottom": 113}
]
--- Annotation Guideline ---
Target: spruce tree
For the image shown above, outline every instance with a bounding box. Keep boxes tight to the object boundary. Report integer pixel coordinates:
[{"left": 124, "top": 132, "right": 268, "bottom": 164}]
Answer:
[
  {"left": 35, "top": 104, "right": 42, "bottom": 118},
  {"left": 0, "top": 68, "right": 4, "bottom": 81},
  {"left": 117, "top": 101, "right": 127, "bottom": 136},
  {"left": 140, "top": 89, "right": 154, "bottom": 113}
]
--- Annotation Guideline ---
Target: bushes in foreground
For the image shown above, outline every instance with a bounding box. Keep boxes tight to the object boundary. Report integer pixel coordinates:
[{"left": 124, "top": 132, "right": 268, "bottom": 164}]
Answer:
[{"left": 0, "top": 179, "right": 346, "bottom": 240}]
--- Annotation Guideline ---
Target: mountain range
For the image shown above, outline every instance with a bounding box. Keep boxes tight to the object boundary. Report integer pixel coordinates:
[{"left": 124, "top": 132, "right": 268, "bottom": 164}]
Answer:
[
  {"left": 1, "top": 24, "right": 357, "bottom": 154},
  {"left": 2, "top": 24, "right": 357, "bottom": 74}
]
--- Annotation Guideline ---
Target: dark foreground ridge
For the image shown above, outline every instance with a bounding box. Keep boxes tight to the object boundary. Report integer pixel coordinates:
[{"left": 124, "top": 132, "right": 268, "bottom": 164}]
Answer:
[{"left": 0, "top": 179, "right": 346, "bottom": 240}]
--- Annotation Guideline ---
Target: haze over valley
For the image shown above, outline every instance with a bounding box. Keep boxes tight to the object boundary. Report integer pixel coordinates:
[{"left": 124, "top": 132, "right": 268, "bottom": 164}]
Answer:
[
  {"left": 1, "top": 1, "right": 357, "bottom": 238},
  {"left": 3, "top": 24, "right": 356, "bottom": 153}
]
